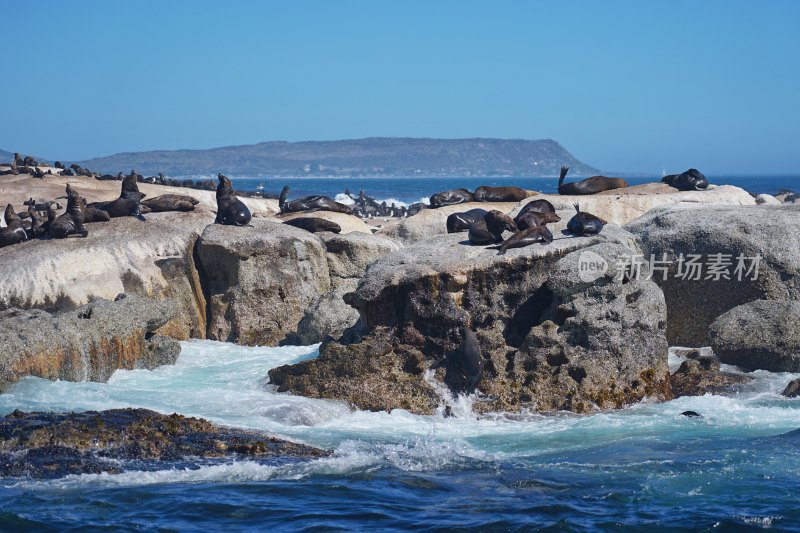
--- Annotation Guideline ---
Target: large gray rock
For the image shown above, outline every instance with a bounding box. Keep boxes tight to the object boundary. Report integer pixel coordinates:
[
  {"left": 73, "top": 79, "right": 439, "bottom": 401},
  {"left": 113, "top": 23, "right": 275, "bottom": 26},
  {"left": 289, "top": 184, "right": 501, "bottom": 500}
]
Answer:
[
  {"left": 0, "top": 211, "right": 211, "bottom": 340},
  {"left": 0, "top": 294, "right": 181, "bottom": 384},
  {"left": 270, "top": 222, "right": 672, "bottom": 414},
  {"left": 626, "top": 204, "right": 800, "bottom": 346},
  {"left": 195, "top": 220, "right": 331, "bottom": 346},
  {"left": 709, "top": 300, "right": 800, "bottom": 372}
]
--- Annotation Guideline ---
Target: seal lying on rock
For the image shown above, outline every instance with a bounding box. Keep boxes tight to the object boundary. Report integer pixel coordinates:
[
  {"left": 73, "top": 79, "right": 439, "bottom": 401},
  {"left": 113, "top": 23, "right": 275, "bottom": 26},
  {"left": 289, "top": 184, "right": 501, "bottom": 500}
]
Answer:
[
  {"left": 431, "top": 327, "right": 484, "bottom": 395},
  {"left": 473, "top": 185, "right": 534, "bottom": 202},
  {"left": 49, "top": 184, "right": 88, "bottom": 238},
  {"left": 279, "top": 185, "right": 353, "bottom": 214},
  {"left": 515, "top": 209, "right": 561, "bottom": 230},
  {"left": 215, "top": 174, "right": 252, "bottom": 226},
  {"left": 491, "top": 226, "right": 553, "bottom": 254},
  {"left": 82, "top": 198, "right": 112, "bottom": 223},
  {"left": 662, "top": 168, "right": 709, "bottom": 191},
  {"left": 429, "top": 188, "right": 473, "bottom": 208},
  {"left": 87, "top": 173, "right": 146, "bottom": 220},
  {"left": 558, "top": 165, "right": 628, "bottom": 195},
  {"left": 567, "top": 203, "right": 606, "bottom": 236},
  {"left": 284, "top": 217, "right": 342, "bottom": 234},
  {"left": 142, "top": 194, "right": 199, "bottom": 212},
  {"left": 447, "top": 208, "right": 488, "bottom": 233},
  {"left": 468, "top": 210, "right": 517, "bottom": 245}
]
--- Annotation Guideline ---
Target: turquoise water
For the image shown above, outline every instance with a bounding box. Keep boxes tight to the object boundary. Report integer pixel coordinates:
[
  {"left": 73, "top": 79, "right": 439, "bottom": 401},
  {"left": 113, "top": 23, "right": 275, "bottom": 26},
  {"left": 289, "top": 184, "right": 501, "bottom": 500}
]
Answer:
[{"left": 2, "top": 340, "right": 800, "bottom": 531}]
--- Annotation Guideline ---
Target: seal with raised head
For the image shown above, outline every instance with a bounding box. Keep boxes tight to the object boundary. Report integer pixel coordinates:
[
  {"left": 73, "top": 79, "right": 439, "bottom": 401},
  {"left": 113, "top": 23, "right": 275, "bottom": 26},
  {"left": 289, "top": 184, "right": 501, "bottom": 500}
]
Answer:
[
  {"left": 567, "top": 203, "right": 606, "bottom": 236},
  {"left": 491, "top": 226, "right": 553, "bottom": 255},
  {"left": 429, "top": 188, "right": 473, "bottom": 208},
  {"left": 87, "top": 173, "right": 146, "bottom": 220},
  {"left": 431, "top": 327, "right": 484, "bottom": 395},
  {"left": 21, "top": 206, "right": 47, "bottom": 238},
  {"left": 446, "top": 208, "right": 488, "bottom": 233},
  {"left": 283, "top": 217, "right": 342, "bottom": 234},
  {"left": 662, "top": 168, "right": 709, "bottom": 191},
  {"left": 515, "top": 202, "right": 561, "bottom": 230},
  {"left": 215, "top": 174, "right": 252, "bottom": 226},
  {"left": 0, "top": 204, "right": 28, "bottom": 247},
  {"left": 473, "top": 185, "right": 534, "bottom": 202},
  {"left": 467, "top": 210, "right": 516, "bottom": 245},
  {"left": 141, "top": 194, "right": 199, "bottom": 213},
  {"left": 279, "top": 186, "right": 353, "bottom": 215},
  {"left": 49, "top": 184, "right": 88, "bottom": 239},
  {"left": 558, "top": 165, "right": 628, "bottom": 195}
]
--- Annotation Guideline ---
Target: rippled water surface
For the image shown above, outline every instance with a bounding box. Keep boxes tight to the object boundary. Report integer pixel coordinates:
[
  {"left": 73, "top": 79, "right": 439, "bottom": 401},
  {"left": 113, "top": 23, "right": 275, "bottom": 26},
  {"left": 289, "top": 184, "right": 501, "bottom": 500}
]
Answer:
[{"left": 2, "top": 341, "right": 800, "bottom": 531}]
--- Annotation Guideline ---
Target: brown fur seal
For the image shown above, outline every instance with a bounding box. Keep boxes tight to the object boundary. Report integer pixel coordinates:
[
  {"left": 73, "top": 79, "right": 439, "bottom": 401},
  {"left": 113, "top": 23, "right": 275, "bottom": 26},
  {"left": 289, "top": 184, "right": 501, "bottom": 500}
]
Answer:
[
  {"left": 21, "top": 206, "right": 47, "bottom": 238},
  {"left": 492, "top": 226, "right": 553, "bottom": 255},
  {"left": 87, "top": 173, "right": 146, "bottom": 220},
  {"left": 662, "top": 168, "right": 709, "bottom": 191},
  {"left": 82, "top": 198, "right": 112, "bottom": 223},
  {"left": 473, "top": 185, "right": 534, "bottom": 202},
  {"left": 279, "top": 186, "right": 353, "bottom": 215},
  {"left": 284, "top": 217, "right": 342, "bottom": 234},
  {"left": 558, "top": 165, "right": 628, "bottom": 195},
  {"left": 567, "top": 203, "right": 606, "bottom": 235},
  {"left": 49, "top": 184, "right": 88, "bottom": 238},
  {"left": 468, "top": 210, "right": 516, "bottom": 245},
  {"left": 0, "top": 204, "right": 28, "bottom": 247},
  {"left": 429, "top": 188, "right": 473, "bottom": 208},
  {"left": 215, "top": 174, "right": 252, "bottom": 226},
  {"left": 142, "top": 194, "right": 199, "bottom": 212},
  {"left": 430, "top": 327, "right": 484, "bottom": 395},
  {"left": 446, "top": 208, "right": 488, "bottom": 233}
]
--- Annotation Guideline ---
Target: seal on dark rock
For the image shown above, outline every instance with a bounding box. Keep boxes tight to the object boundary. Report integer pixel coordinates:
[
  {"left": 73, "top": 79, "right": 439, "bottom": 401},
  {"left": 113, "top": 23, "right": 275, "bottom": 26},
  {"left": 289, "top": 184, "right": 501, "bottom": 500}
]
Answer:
[
  {"left": 515, "top": 210, "right": 561, "bottom": 230},
  {"left": 473, "top": 185, "right": 533, "bottom": 202},
  {"left": 558, "top": 165, "right": 629, "bottom": 195},
  {"left": 662, "top": 168, "right": 709, "bottom": 191},
  {"left": 141, "top": 194, "right": 199, "bottom": 213},
  {"left": 49, "top": 184, "right": 88, "bottom": 238},
  {"left": 491, "top": 226, "right": 553, "bottom": 254},
  {"left": 567, "top": 203, "right": 606, "bottom": 236},
  {"left": 279, "top": 186, "right": 353, "bottom": 215},
  {"left": 215, "top": 174, "right": 252, "bottom": 226},
  {"left": 680, "top": 410, "right": 703, "bottom": 418},
  {"left": 429, "top": 188, "right": 473, "bottom": 208},
  {"left": 87, "top": 173, "right": 146, "bottom": 220},
  {"left": 284, "top": 217, "right": 342, "bottom": 234},
  {"left": 447, "top": 208, "right": 488, "bottom": 233},
  {"left": 431, "top": 327, "right": 484, "bottom": 395}
]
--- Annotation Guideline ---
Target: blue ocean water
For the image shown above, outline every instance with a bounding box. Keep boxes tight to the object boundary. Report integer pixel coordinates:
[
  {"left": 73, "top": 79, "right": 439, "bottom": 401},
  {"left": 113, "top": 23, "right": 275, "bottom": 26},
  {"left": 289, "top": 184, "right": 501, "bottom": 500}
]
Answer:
[
  {"left": 220, "top": 175, "right": 800, "bottom": 207},
  {"left": 2, "top": 341, "right": 800, "bottom": 531}
]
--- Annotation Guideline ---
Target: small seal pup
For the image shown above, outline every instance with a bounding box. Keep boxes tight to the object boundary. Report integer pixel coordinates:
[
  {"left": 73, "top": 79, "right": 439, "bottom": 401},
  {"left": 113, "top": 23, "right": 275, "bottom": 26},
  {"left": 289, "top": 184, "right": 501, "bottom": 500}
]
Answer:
[
  {"left": 49, "top": 184, "right": 88, "bottom": 238},
  {"left": 567, "top": 203, "right": 606, "bottom": 236},
  {"left": 558, "top": 165, "right": 628, "bottom": 195},
  {"left": 473, "top": 185, "right": 534, "bottom": 202},
  {"left": 491, "top": 226, "right": 553, "bottom": 254},
  {"left": 284, "top": 217, "right": 342, "bottom": 234},
  {"left": 446, "top": 208, "right": 488, "bottom": 233},
  {"left": 662, "top": 168, "right": 709, "bottom": 191},
  {"left": 431, "top": 327, "right": 484, "bottom": 395},
  {"left": 141, "top": 194, "right": 199, "bottom": 212},
  {"left": 215, "top": 174, "right": 252, "bottom": 226},
  {"left": 279, "top": 186, "right": 353, "bottom": 214},
  {"left": 429, "top": 188, "right": 473, "bottom": 208}
]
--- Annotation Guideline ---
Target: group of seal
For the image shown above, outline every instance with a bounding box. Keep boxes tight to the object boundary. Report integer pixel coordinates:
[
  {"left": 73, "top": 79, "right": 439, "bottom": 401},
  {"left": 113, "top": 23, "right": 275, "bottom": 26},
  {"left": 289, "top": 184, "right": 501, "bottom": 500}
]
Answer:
[
  {"left": 431, "top": 185, "right": 535, "bottom": 207},
  {"left": 557, "top": 165, "right": 629, "bottom": 195}
]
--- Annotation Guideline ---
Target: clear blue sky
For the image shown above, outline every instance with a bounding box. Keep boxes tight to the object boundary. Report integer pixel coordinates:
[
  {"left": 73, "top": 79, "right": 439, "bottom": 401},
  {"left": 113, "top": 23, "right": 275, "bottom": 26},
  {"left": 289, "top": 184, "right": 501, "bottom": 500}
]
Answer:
[{"left": 2, "top": 0, "right": 798, "bottom": 174}]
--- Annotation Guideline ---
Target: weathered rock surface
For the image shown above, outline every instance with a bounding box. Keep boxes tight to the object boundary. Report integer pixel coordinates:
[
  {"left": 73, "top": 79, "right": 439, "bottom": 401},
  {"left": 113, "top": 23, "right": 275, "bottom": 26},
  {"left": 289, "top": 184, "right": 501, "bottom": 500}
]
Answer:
[
  {"left": 669, "top": 355, "right": 751, "bottom": 398},
  {"left": 709, "top": 300, "right": 800, "bottom": 372},
  {"left": 196, "top": 220, "right": 332, "bottom": 345},
  {"left": 0, "top": 210, "right": 211, "bottom": 340},
  {"left": 783, "top": 379, "right": 800, "bottom": 398},
  {"left": 0, "top": 294, "right": 181, "bottom": 384},
  {"left": 626, "top": 204, "right": 800, "bottom": 346},
  {"left": 270, "top": 222, "right": 672, "bottom": 414},
  {"left": 0, "top": 408, "right": 328, "bottom": 479},
  {"left": 377, "top": 184, "right": 754, "bottom": 245},
  {"left": 755, "top": 194, "right": 783, "bottom": 206}
]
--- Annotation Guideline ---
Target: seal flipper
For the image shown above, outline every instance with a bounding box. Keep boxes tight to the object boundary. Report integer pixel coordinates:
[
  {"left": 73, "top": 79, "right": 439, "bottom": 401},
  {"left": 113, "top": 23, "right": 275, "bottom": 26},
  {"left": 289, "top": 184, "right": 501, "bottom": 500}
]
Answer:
[{"left": 279, "top": 185, "right": 290, "bottom": 212}]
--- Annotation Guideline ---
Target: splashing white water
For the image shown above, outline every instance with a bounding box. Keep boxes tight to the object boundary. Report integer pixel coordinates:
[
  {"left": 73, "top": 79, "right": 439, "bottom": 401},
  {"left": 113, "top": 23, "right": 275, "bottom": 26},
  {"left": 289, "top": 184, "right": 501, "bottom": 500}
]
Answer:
[{"left": 3, "top": 340, "right": 800, "bottom": 487}]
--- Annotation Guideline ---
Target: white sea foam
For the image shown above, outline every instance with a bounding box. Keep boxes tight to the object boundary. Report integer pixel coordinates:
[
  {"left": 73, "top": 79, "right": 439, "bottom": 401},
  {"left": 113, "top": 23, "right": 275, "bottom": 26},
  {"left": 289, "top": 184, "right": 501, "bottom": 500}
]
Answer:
[{"left": 3, "top": 340, "right": 800, "bottom": 487}]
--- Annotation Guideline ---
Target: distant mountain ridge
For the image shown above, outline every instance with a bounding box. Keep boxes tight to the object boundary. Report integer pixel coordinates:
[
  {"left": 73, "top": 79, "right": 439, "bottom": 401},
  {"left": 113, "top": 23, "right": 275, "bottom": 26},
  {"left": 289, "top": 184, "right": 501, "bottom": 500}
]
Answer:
[{"left": 3, "top": 138, "right": 603, "bottom": 177}]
